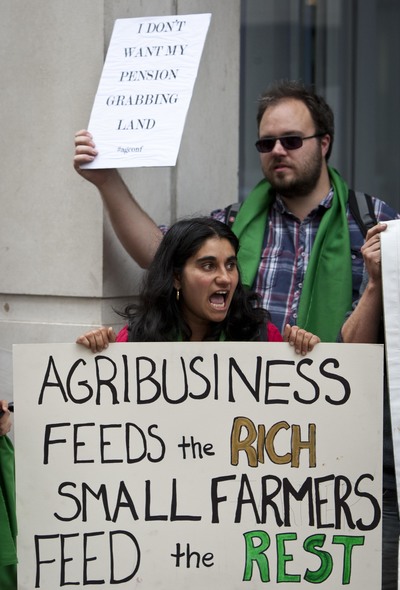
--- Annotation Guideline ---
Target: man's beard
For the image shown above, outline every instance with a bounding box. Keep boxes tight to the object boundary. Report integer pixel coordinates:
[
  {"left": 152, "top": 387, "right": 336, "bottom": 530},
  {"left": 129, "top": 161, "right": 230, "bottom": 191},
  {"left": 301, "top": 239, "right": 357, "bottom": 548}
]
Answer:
[{"left": 266, "top": 149, "right": 324, "bottom": 199}]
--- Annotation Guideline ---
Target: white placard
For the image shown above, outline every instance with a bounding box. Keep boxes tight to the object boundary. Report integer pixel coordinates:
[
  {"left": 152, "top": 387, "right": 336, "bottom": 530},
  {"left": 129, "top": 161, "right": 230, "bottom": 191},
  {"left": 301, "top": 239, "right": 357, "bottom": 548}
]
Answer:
[
  {"left": 381, "top": 219, "right": 400, "bottom": 505},
  {"left": 83, "top": 14, "right": 211, "bottom": 169},
  {"left": 13, "top": 341, "right": 383, "bottom": 589}
]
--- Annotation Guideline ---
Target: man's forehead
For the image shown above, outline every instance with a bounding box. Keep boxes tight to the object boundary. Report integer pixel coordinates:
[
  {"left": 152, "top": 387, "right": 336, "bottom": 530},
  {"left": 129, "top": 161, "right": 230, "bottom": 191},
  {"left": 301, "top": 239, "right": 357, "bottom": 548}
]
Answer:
[{"left": 259, "top": 98, "right": 313, "bottom": 129}]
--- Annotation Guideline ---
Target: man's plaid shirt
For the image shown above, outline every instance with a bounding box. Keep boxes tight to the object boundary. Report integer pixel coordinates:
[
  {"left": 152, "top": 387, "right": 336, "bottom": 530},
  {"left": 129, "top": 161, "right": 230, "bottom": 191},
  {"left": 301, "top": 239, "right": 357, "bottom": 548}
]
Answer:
[{"left": 211, "top": 189, "right": 399, "bottom": 335}]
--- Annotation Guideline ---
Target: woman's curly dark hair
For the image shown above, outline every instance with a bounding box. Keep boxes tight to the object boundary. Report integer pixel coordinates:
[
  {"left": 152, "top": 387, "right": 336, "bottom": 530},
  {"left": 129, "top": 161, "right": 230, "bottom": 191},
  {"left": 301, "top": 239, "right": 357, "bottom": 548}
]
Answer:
[{"left": 122, "top": 216, "right": 270, "bottom": 341}]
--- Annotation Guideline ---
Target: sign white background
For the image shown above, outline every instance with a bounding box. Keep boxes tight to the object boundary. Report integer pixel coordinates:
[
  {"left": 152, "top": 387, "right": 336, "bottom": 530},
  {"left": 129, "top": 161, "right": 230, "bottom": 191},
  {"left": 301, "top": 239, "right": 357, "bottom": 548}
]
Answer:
[
  {"left": 84, "top": 14, "right": 211, "bottom": 169},
  {"left": 13, "top": 342, "right": 383, "bottom": 589},
  {"left": 381, "top": 220, "right": 400, "bottom": 503}
]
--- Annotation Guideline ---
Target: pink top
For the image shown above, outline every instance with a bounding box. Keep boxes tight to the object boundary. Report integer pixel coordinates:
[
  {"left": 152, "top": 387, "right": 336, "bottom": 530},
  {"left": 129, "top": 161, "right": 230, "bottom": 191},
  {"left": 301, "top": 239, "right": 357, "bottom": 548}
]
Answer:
[{"left": 116, "top": 322, "right": 283, "bottom": 343}]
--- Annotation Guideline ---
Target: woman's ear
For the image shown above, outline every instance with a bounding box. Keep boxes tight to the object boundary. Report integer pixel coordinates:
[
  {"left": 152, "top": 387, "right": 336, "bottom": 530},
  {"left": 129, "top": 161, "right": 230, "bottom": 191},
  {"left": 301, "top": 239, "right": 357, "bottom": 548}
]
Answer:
[{"left": 173, "top": 275, "right": 181, "bottom": 291}]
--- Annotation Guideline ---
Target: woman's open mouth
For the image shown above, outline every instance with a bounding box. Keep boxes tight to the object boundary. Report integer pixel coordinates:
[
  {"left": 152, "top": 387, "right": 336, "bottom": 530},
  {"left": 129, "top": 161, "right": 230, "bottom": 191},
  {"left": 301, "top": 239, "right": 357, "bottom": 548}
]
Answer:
[{"left": 209, "top": 290, "right": 229, "bottom": 309}]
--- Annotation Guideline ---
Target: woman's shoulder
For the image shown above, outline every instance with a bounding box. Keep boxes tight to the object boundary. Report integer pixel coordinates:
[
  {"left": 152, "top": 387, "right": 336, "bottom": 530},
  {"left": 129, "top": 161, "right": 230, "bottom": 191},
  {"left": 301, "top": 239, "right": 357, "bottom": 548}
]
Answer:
[
  {"left": 267, "top": 321, "right": 283, "bottom": 342},
  {"left": 116, "top": 325, "right": 129, "bottom": 342}
]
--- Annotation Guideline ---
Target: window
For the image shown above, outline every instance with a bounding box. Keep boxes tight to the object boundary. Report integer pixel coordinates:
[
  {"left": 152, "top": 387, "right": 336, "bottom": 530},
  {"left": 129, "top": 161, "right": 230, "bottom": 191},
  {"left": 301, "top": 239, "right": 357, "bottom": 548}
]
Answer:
[{"left": 240, "top": 0, "right": 400, "bottom": 210}]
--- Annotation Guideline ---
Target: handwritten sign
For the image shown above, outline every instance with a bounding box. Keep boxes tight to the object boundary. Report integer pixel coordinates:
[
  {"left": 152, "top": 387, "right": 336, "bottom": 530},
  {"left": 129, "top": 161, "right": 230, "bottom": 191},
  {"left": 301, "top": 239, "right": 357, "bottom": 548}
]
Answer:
[
  {"left": 83, "top": 14, "right": 211, "bottom": 169},
  {"left": 13, "top": 342, "right": 383, "bottom": 589}
]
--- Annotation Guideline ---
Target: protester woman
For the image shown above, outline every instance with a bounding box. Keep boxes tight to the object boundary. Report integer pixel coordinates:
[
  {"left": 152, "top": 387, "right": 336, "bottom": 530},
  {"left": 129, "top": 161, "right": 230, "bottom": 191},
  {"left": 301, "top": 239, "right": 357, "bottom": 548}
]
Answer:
[{"left": 77, "top": 217, "right": 319, "bottom": 353}]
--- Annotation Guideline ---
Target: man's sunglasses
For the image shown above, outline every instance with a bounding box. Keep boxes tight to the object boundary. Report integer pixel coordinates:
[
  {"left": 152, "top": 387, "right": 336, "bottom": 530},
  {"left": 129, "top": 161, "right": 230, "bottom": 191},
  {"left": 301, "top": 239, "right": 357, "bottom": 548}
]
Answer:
[{"left": 255, "top": 133, "right": 325, "bottom": 153}]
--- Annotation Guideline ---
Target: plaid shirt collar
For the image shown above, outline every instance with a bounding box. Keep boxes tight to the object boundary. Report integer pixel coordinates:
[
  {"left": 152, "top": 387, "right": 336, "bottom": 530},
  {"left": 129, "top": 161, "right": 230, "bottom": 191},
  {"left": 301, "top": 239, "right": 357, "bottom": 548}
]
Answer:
[{"left": 273, "top": 187, "right": 335, "bottom": 217}]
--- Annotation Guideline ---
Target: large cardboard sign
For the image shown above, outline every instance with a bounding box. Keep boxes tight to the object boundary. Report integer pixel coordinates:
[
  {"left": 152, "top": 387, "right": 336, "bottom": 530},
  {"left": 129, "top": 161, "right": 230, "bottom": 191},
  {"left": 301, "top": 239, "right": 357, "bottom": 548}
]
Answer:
[
  {"left": 13, "top": 342, "right": 383, "bottom": 589},
  {"left": 83, "top": 14, "right": 211, "bottom": 169},
  {"left": 381, "top": 219, "right": 400, "bottom": 506}
]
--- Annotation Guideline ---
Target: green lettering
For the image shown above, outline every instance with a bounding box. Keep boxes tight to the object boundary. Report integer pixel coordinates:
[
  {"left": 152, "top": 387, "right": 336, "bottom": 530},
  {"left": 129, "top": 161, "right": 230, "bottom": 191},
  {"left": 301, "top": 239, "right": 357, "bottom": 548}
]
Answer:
[
  {"left": 303, "top": 534, "right": 333, "bottom": 583},
  {"left": 333, "top": 535, "right": 365, "bottom": 584},
  {"left": 276, "top": 533, "right": 301, "bottom": 582},
  {"left": 243, "top": 530, "right": 270, "bottom": 582}
]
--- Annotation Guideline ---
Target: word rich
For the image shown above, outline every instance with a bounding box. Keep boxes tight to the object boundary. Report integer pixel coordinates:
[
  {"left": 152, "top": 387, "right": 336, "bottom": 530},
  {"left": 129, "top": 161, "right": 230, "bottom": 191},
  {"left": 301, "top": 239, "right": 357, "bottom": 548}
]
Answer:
[{"left": 37, "top": 352, "right": 352, "bottom": 408}]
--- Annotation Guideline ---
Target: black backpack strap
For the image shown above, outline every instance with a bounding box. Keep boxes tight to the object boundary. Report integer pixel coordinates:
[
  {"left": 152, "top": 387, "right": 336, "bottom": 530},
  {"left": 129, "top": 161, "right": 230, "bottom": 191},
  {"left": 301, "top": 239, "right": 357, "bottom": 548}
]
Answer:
[
  {"left": 224, "top": 201, "right": 241, "bottom": 227},
  {"left": 348, "top": 189, "right": 377, "bottom": 238}
]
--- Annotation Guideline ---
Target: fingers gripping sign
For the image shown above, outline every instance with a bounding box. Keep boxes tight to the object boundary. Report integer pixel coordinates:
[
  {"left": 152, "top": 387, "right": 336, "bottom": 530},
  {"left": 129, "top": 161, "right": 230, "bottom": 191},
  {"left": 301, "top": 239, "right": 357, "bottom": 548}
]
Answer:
[
  {"left": 76, "top": 326, "right": 117, "bottom": 353},
  {"left": 283, "top": 324, "right": 321, "bottom": 356},
  {"left": 361, "top": 223, "right": 387, "bottom": 284}
]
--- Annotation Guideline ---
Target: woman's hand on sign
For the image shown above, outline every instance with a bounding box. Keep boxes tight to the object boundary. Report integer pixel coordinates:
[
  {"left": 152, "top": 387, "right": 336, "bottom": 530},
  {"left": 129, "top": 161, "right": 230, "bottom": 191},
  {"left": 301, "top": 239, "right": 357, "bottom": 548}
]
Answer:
[
  {"left": 76, "top": 326, "right": 117, "bottom": 353},
  {"left": 283, "top": 325, "right": 321, "bottom": 355}
]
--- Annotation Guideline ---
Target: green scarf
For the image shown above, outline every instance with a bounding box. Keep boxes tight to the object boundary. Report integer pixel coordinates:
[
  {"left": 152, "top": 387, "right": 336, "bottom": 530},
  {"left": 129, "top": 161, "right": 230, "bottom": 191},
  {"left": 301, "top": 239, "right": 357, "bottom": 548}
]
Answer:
[
  {"left": 232, "top": 167, "right": 352, "bottom": 342},
  {"left": 0, "top": 435, "right": 17, "bottom": 590}
]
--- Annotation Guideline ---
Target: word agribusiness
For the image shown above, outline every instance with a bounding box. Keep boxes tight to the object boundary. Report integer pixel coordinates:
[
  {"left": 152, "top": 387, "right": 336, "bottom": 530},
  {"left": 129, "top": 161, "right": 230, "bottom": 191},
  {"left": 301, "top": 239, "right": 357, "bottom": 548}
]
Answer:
[{"left": 37, "top": 351, "right": 352, "bottom": 407}]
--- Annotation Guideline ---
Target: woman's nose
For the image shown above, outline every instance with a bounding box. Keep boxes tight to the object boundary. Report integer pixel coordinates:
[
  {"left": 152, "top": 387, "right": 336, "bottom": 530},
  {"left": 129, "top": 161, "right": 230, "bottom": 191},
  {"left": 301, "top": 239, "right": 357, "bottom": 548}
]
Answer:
[{"left": 216, "top": 268, "right": 230, "bottom": 284}]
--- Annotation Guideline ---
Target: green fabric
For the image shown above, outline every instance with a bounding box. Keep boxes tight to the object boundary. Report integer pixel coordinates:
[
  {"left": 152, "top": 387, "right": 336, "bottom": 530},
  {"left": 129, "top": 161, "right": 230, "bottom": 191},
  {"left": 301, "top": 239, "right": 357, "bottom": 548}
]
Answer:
[
  {"left": 232, "top": 167, "right": 353, "bottom": 342},
  {"left": 0, "top": 435, "right": 17, "bottom": 576},
  {"left": 0, "top": 565, "right": 17, "bottom": 590}
]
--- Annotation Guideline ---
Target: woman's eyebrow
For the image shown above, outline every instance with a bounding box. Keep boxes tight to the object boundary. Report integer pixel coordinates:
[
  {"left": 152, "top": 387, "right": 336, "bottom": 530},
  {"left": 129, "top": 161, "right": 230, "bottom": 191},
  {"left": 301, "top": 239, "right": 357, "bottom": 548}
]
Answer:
[
  {"left": 196, "top": 255, "right": 237, "bottom": 263},
  {"left": 196, "top": 255, "right": 217, "bottom": 263}
]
